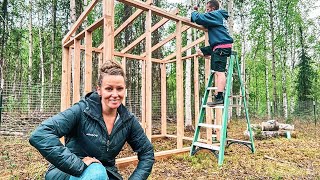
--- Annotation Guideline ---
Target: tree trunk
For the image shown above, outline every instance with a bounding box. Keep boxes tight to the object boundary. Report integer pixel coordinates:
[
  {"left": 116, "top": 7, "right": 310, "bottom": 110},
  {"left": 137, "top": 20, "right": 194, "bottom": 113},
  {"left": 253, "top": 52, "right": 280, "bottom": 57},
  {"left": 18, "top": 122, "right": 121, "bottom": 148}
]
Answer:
[
  {"left": 0, "top": 0, "right": 8, "bottom": 84},
  {"left": 281, "top": 3, "right": 290, "bottom": 120},
  {"left": 265, "top": 48, "right": 271, "bottom": 119},
  {"left": 70, "top": 0, "right": 77, "bottom": 25},
  {"left": 185, "top": 6, "right": 192, "bottom": 129},
  {"left": 50, "top": 0, "right": 57, "bottom": 94},
  {"left": 39, "top": 12, "right": 45, "bottom": 112},
  {"left": 28, "top": 0, "right": 33, "bottom": 113},
  {"left": 238, "top": 4, "right": 245, "bottom": 117},
  {"left": 269, "top": 0, "right": 277, "bottom": 115},
  {"left": 290, "top": 29, "right": 296, "bottom": 114}
]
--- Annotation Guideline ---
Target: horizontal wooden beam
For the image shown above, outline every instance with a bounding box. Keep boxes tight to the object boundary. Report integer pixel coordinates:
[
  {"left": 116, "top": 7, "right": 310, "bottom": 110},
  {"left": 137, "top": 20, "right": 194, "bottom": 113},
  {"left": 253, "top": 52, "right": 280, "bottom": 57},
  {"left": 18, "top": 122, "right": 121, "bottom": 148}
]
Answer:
[
  {"left": 116, "top": 147, "right": 191, "bottom": 169},
  {"left": 116, "top": 0, "right": 206, "bottom": 31},
  {"left": 140, "top": 25, "right": 190, "bottom": 57},
  {"left": 77, "top": 45, "right": 103, "bottom": 53},
  {"left": 163, "top": 35, "right": 205, "bottom": 61},
  {"left": 64, "top": 17, "right": 104, "bottom": 47},
  {"left": 114, "top": 51, "right": 146, "bottom": 60},
  {"left": 62, "top": 0, "right": 99, "bottom": 44},
  {"left": 165, "top": 54, "right": 198, "bottom": 63},
  {"left": 114, "top": 9, "right": 144, "bottom": 37}
]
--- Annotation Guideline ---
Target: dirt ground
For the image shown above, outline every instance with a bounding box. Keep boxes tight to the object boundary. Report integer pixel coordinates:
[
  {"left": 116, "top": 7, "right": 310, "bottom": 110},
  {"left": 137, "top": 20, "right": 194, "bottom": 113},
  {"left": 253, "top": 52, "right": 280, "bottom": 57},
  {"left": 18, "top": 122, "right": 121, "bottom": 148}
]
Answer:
[{"left": 0, "top": 118, "right": 319, "bottom": 179}]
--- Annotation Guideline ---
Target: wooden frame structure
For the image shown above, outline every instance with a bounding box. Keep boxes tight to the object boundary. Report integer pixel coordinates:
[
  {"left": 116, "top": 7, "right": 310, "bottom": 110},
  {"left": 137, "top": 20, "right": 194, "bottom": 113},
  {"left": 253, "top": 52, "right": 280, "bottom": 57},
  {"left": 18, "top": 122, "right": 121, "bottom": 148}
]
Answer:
[{"left": 61, "top": 0, "right": 222, "bottom": 167}]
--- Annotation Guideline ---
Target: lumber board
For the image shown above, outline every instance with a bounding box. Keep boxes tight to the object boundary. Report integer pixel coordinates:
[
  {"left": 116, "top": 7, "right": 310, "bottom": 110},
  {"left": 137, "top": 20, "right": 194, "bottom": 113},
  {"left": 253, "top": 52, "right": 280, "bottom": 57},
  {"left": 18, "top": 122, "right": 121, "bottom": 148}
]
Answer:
[
  {"left": 116, "top": 0, "right": 206, "bottom": 31},
  {"left": 64, "top": 17, "right": 104, "bottom": 47},
  {"left": 161, "top": 63, "right": 167, "bottom": 135},
  {"left": 176, "top": 20, "right": 184, "bottom": 149},
  {"left": 63, "top": 0, "right": 99, "bottom": 44},
  {"left": 84, "top": 31, "right": 93, "bottom": 94}
]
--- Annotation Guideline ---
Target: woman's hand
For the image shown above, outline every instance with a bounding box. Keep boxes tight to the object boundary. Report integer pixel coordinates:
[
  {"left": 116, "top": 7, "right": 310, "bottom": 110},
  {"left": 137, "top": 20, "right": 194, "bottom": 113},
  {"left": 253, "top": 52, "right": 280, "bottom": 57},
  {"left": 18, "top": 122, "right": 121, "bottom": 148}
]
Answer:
[{"left": 82, "top": 157, "right": 101, "bottom": 166}]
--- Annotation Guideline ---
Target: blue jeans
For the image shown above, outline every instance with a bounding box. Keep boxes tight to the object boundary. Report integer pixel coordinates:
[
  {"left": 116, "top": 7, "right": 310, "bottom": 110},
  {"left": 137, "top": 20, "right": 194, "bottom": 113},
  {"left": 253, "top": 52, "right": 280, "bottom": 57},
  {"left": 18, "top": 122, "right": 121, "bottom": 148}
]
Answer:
[{"left": 69, "top": 163, "right": 109, "bottom": 180}]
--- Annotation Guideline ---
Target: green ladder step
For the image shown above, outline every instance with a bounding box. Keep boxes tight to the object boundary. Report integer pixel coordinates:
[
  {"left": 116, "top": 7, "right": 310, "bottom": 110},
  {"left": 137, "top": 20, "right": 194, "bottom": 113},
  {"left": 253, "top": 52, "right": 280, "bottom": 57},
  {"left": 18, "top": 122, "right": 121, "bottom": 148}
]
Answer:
[
  {"left": 193, "top": 142, "right": 220, "bottom": 151},
  {"left": 198, "top": 123, "right": 222, "bottom": 129},
  {"left": 207, "top": 87, "right": 218, "bottom": 90},
  {"left": 202, "top": 105, "right": 224, "bottom": 108}
]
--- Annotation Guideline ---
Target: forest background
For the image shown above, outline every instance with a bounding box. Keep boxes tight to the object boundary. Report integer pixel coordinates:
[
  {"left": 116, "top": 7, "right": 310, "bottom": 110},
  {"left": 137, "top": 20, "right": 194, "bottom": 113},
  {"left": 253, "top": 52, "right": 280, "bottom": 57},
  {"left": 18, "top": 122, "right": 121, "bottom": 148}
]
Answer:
[{"left": 0, "top": 0, "right": 320, "bottom": 127}]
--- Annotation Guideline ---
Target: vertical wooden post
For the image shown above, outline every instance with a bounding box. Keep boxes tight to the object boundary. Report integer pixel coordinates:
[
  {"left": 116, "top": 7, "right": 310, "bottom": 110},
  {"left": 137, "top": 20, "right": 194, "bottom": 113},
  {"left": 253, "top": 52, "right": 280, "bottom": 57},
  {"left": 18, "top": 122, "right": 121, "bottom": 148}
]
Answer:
[
  {"left": 176, "top": 20, "right": 184, "bottom": 149},
  {"left": 103, "top": 0, "right": 114, "bottom": 62},
  {"left": 141, "top": 61, "right": 146, "bottom": 132},
  {"left": 73, "top": 39, "right": 81, "bottom": 103},
  {"left": 85, "top": 31, "right": 92, "bottom": 94},
  {"left": 122, "top": 57, "right": 126, "bottom": 105},
  {"left": 194, "top": 56, "right": 199, "bottom": 127},
  {"left": 205, "top": 32, "right": 213, "bottom": 144},
  {"left": 161, "top": 63, "right": 167, "bottom": 136},
  {"left": 61, "top": 47, "right": 71, "bottom": 111},
  {"left": 145, "top": 9, "right": 152, "bottom": 140}
]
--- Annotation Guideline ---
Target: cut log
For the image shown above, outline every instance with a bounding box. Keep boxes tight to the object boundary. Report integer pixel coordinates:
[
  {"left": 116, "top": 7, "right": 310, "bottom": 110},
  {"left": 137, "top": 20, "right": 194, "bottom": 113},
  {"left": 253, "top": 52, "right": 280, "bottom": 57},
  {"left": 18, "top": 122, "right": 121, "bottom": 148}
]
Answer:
[
  {"left": 261, "top": 121, "right": 279, "bottom": 131},
  {"left": 244, "top": 130, "right": 296, "bottom": 139},
  {"left": 279, "top": 123, "right": 294, "bottom": 131}
]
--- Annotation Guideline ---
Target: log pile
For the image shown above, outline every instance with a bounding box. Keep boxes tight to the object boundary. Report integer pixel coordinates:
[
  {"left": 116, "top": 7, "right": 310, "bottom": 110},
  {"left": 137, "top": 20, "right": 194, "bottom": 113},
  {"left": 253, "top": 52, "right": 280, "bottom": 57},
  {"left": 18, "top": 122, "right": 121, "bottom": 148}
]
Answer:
[{"left": 244, "top": 120, "right": 296, "bottom": 140}]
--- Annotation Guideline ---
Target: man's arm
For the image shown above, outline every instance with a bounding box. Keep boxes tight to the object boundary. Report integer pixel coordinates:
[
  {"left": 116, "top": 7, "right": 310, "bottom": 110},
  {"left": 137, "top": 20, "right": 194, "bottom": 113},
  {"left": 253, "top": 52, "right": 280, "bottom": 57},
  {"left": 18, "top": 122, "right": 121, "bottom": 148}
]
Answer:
[{"left": 191, "top": 10, "right": 220, "bottom": 27}]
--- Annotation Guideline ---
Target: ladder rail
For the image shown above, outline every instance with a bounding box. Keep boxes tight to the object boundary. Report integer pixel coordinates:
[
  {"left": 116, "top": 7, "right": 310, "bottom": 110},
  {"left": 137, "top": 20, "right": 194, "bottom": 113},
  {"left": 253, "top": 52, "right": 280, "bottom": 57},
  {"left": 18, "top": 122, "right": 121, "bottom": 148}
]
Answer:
[
  {"left": 236, "top": 55, "right": 256, "bottom": 153},
  {"left": 217, "top": 53, "right": 235, "bottom": 166}
]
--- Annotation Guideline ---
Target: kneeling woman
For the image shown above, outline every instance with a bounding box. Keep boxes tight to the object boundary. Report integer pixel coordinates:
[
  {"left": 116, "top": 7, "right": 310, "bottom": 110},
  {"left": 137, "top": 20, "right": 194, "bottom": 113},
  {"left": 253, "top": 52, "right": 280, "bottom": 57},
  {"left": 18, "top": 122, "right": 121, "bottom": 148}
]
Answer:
[{"left": 29, "top": 60, "right": 154, "bottom": 180}]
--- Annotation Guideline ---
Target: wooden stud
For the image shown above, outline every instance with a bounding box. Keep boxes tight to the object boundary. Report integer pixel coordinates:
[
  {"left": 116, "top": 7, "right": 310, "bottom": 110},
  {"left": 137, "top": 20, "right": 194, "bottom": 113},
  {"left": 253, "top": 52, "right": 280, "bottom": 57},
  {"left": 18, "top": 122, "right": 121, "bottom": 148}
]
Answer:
[
  {"left": 204, "top": 32, "right": 212, "bottom": 144},
  {"left": 145, "top": 9, "right": 152, "bottom": 140},
  {"left": 62, "top": 0, "right": 99, "bottom": 44},
  {"left": 84, "top": 31, "right": 92, "bottom": 94},
  {"left": 122, "top": 57, "right": 126, "bottom": 105},
  {"left": 103, "top": 0, "right": 114, "bottom": 61},
  {"left": 121, "top": 9, "right": 178, "bottom": 54},
  {"left": 61, "top": 47, "right": 71, "bottom": 111},
  {"left": 141, "top": 60, "right": 146, "bottom": 132},
  {"left": 194, "top": 56, "right": 199, "bottom": 127},
  {"left": 116, "top": 0, "right": 206, "bottom": 31},
  {"left": 176, "top": 20, "right": 183, "bottom": 149},
  {"left": 64, "top": 17, "right": 103, "bottom": 47},
  {"left": 161, "top": 63, "right": 167, "bottom": 136},
  {"left": 73, "top": 39, "right": 81, "bottom": 104}
]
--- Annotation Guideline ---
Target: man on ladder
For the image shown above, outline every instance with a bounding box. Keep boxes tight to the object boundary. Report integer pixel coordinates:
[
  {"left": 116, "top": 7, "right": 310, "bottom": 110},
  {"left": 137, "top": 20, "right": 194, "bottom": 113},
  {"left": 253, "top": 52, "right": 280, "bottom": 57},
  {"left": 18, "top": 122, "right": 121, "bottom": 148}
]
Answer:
[{"left": 191, "top": 0, "right": 233, "bottom": 105}]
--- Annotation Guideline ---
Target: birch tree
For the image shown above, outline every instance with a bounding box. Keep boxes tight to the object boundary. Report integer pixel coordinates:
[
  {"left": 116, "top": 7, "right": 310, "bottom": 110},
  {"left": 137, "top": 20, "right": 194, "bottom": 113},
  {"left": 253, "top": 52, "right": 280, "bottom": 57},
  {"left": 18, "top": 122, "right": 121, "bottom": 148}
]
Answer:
[
  {"left": 28, "top": 0, "right": 33, "bottom": 112},
  {"left": 38, "top": 7, "right": 45, "bottom": 112},
  {"left": 50, "top": 0, "right": 57, "bottom": 94},
  {"left": 185, "top": 0, "right": 193, "bottom": 129},
  {"left": 269, "top": 0, "right": 277, "bottom": 115}
]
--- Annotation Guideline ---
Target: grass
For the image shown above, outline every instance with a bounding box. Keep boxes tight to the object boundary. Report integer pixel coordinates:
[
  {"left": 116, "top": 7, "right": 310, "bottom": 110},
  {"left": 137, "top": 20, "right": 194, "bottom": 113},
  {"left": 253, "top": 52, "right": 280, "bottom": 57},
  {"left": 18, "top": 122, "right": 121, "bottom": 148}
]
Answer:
[{"left": 0, "top": 118, "right": 319, "bottom": 179}]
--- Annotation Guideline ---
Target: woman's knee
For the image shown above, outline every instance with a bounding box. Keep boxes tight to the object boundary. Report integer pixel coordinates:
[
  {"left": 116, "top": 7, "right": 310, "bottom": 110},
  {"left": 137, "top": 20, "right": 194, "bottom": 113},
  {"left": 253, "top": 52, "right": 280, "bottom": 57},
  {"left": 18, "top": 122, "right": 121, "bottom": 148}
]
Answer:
[{"left": 83, "top": 163, "right": 108, "bottom": 179}]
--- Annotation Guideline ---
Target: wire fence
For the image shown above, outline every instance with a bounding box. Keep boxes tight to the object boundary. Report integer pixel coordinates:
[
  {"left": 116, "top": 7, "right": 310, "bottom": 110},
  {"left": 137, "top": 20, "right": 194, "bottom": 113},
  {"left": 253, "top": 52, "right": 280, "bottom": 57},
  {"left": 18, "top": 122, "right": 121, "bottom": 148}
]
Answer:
[{"left": 0, "top": 81, "right": 318, "bottom": 136}]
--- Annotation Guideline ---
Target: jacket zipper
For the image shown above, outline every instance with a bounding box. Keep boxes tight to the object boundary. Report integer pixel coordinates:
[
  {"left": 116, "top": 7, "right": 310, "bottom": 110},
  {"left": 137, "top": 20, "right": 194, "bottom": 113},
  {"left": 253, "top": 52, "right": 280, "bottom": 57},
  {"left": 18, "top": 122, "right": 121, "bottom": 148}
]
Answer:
[{"left": 107, "top": 139, "right": 110, "bottom": 151}]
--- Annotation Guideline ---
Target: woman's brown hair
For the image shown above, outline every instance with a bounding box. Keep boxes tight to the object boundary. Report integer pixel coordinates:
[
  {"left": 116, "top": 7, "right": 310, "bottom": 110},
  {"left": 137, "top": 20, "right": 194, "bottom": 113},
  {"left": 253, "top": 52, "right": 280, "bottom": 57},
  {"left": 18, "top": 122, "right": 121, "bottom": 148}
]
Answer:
[{"left": 98, "top": 60, "right": 125, "bottom": 86}]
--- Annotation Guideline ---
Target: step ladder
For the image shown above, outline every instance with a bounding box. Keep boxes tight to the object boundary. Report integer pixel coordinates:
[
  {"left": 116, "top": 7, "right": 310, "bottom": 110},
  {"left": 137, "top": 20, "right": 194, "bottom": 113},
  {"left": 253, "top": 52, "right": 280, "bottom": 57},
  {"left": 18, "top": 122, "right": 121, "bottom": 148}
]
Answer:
[{"left": 190, "top": 51, "right": 255, "bottom": 166}]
